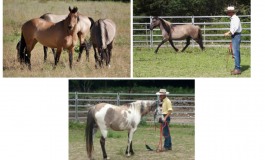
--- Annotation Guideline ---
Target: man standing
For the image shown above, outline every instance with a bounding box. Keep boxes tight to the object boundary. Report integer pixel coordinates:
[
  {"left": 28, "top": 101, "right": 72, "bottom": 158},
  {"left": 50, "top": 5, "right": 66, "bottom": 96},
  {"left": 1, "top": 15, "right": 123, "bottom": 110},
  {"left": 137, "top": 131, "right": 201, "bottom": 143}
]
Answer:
[
  {"left": 224, "top": 6, "right": 242, "bottom": 75},
  {"left": 156, "top": 89, "right": 172, "bottom": 151}
]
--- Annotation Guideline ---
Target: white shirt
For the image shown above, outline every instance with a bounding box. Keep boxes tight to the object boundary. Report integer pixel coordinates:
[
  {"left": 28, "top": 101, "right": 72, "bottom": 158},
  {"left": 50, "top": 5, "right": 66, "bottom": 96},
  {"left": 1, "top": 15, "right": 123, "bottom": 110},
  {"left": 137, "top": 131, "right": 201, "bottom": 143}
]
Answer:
[{"left": 230, "top": 14, "right": 242, "bottom": 35}]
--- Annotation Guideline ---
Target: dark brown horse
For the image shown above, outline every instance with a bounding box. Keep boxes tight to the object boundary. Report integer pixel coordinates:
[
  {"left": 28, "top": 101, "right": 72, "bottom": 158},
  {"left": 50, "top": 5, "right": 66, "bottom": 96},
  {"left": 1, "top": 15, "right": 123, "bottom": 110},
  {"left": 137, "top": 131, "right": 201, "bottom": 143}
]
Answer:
[
  {"left": 90, "top": 19, "right": 116, "bottom": 68},
  {"left": 19, "top": 7, "right": 79, "bottom": 69},
  {"left": 150, "top": 16, "right": 204, "bottom": 53},
  {"left": 85, "top": 100, "right": 157, "bottom": 160}
]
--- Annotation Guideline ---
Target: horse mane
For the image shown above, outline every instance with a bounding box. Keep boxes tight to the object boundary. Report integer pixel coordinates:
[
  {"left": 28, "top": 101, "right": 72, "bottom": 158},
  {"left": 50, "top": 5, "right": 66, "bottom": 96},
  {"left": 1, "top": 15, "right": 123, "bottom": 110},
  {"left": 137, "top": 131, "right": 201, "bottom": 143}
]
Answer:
[
  {"left": 88, "top": 17, "right": 94, "bottom": 29},
  {"left": 159, "top": 18, "right": 172, "bottom": 37}
]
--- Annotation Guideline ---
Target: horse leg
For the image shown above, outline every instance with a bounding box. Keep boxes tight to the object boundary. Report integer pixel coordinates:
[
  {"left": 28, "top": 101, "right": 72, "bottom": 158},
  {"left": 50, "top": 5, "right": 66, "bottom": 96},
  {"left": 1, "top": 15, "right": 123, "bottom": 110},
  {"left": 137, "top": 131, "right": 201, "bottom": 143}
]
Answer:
[
  {"left": 25, "top": 39, "right": 37, "bottom": 70},
  {"left": 51, "top": 48, "right": 56, "bottom": 59},
  {"left": 77, "top": 42, "right": 85, "bottom": 62},
  {"left": 155, "top": 39, "right": 167, "bottom": 54},
  {"left": 125, "top": 129, "right": 135, "bottom": 157},
  {"left": 43, "top": 46, "right": 48, "bottom": 62},
  {"left": 169, "top": 40, "right": 179, "bottom": 52},
  {"left": 84, "top": 40, "right": 90, "bottom": 62},
  {"left": 181, "top": 37, "right": 191, "bottom": 52},
  {"left": 54, "top": 48, "right": 62, "bottom": 69},
  {"left": 93, "top": 45, "right": 99, "bottom": 68},
  {"left": 69, "top": 48, "right": 74, "bottom": 69},
  {"left": 195, "top": 38, "right": 204, "bottom": 50},
  {"left": 107, "top": 42, "right": 113, "bottom": 67}
]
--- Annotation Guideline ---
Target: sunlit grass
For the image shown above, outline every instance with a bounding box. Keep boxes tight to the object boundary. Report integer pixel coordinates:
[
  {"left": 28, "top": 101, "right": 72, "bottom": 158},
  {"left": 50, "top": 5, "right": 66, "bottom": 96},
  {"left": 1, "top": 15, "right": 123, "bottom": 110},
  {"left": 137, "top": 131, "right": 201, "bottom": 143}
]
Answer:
[{"left": 133, "top": 47, "right": 251, "bottom": 77}]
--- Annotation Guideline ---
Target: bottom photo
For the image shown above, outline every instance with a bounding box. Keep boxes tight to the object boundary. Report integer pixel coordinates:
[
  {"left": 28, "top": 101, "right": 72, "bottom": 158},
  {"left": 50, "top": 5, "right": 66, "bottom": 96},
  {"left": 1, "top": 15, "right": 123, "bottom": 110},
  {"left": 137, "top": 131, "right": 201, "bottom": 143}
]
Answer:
[{"left": 68, "top": 80, "right": 195, "bottom": 160}]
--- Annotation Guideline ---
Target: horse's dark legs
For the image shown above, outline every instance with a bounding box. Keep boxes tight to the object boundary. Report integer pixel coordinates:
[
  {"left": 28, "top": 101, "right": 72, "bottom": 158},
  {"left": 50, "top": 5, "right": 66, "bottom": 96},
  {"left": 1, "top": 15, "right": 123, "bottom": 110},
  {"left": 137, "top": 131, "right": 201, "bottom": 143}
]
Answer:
[
  {"left": 69, "top": 49, "right": 73, "bottom": 69},
  {"left": 93, "top": 45, "right": 100, "bottom": 68},
  {"left": 54, "top": 49, "right": 62, "bottom": 69},
  {"left": 25, "top": 50, "right": 31, "bottom": 70},
  {"left": 107, "top": 42, "right": 113, "bottom": 67},
  {"left": 100, "top": 136, "right": 108, "bottom": 160},
  {"left": 169, "top": 40, "right": 179, "bottom": 52},
  {"left": 196, "top": 39, "right": 205, "bottom": 50},
  {"left": 155, "top": 39, "right": 168, "bottom": 54},
  {"left": 181, "top": 37, "right": 191, "bottom": 52},
  {"left": 77, "top": 43, "right": 85, "bottom": 62},
  {"left": 43, "top": 46, "right": 48, "bottom": 62}
]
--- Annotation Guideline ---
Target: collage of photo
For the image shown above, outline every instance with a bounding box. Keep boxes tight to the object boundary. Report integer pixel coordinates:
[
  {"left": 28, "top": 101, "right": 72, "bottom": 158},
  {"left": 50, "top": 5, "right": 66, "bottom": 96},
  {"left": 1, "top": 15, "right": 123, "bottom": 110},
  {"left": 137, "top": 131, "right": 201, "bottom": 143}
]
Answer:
[{"left": 1, "top": 1, "right": 264, "bottom": 160}]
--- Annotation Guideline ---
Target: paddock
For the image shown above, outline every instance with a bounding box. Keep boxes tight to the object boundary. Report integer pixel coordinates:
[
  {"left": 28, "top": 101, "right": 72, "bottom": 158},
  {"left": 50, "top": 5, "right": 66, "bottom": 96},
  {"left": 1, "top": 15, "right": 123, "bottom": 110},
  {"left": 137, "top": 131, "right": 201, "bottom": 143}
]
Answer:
[
  {"left": 3, "top": 0, "right": 130, "bottom": 77},
  {"left": 69, "top": 122, "right": 194, "bottom": 160}
]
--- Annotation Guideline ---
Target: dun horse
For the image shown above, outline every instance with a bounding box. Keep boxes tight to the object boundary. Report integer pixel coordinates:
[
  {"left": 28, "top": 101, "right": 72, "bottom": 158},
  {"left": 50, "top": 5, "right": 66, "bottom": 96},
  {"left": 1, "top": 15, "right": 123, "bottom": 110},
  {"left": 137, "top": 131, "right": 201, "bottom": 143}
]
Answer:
[
  {"left": 90, "top": 19, "right": 116, "bottom": 68},
  {"left": 19, "top": 7, "right": 79, "bottom": 69},
  {"left": 85, "top": 100, "right": 157, "bottom": 160},
  {"left": 150, "top": 16, "right": 204, "bottom": 53},
  {"left": 40, "top": 13, "right": 94, "bottom": 62}
]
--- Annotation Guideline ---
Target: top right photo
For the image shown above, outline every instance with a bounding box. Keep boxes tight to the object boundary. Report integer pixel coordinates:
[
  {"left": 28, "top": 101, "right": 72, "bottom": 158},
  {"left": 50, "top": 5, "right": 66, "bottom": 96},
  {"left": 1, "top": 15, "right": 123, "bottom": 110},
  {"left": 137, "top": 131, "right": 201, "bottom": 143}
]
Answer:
[{"left": 133, "top": 0, "right": 250, "bottom": 78}]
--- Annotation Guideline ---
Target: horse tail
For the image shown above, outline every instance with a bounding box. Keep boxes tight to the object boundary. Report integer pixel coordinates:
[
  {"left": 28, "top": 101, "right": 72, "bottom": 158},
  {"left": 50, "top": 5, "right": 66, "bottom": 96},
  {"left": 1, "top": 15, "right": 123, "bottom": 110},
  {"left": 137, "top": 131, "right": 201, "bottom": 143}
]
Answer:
[
  {"left": 99, "top": 19, "right": 107, "bottom": 49},
  {"left": 88, "top": 17, "right": 94, "bottom": 29},
  {"left": 85, "top": 107, "right": 96, "bottom": 159},
  {"left": 19, "top": 33, "right": 26, "bottom": 63}
]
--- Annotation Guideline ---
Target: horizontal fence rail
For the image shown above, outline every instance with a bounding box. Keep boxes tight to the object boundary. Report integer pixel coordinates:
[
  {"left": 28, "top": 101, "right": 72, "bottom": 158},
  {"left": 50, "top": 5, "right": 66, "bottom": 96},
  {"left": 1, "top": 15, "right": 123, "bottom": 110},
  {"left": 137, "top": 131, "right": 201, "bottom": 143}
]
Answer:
[
  {"left": 69, "top": 92, "right": 195, "bottom": 124},
  {"left": 133, "top": 15, "right": 251, "bottom": 48}
]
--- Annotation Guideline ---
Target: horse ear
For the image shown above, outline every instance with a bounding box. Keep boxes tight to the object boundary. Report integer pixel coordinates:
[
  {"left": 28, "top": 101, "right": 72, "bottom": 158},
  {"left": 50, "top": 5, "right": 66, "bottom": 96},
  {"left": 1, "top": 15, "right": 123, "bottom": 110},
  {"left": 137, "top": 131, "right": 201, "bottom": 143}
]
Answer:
[{"left": 69, "top": 6, "right": 72, "bottom": 12}]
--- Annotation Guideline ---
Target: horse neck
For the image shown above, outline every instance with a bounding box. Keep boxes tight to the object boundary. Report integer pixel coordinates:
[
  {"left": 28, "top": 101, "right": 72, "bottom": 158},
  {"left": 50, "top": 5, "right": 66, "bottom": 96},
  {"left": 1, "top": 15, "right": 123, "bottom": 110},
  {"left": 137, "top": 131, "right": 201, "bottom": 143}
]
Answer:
[{"left": 159, "top": 19, "right": 171, "bottom": 36}]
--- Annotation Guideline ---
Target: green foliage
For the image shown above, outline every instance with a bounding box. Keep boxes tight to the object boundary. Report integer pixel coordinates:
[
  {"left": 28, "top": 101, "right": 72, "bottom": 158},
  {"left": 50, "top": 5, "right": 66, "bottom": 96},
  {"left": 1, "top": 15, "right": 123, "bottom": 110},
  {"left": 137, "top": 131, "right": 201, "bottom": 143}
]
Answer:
[{"left": 133, "top": 0, "right": 250, "bottom": 16}]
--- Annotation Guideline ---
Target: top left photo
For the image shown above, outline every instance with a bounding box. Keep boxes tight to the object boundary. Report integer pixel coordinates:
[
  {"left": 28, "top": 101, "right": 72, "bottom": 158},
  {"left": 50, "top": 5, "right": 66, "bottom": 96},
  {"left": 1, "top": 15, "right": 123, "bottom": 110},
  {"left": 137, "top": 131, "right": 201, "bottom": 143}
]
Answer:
[{"left": 3, "top": 0, "right": 130, "bottom": 78}]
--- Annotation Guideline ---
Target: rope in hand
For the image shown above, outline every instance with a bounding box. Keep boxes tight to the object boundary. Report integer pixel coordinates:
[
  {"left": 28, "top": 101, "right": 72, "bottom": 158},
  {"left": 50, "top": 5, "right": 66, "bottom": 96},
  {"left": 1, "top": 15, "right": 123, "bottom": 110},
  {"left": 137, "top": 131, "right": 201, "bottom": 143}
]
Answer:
[{"left": 156, "top": 120, "right": 170, "bottom": 152}]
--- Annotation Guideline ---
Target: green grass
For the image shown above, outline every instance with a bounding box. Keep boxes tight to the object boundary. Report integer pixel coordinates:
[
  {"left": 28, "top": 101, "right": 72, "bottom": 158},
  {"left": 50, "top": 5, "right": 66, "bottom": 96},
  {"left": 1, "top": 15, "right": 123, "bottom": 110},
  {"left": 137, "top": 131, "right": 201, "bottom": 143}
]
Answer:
[
  {"left": 69, "top": 122, "right": 194, "bottom": 160},
  {"left": 133, "top": 47, "right": 251, "bottom": 77}
]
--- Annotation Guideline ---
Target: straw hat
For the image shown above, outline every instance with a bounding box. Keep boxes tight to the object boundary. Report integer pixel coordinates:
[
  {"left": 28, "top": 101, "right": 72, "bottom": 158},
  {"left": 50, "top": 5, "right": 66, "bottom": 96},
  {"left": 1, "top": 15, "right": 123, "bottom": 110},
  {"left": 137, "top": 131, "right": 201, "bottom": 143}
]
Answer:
[
  {"left": 225, "top": 6, "right": 238, "bottom": 13},
  {"left": 156, "top": 89, "right": 169, "bottom": 95}
]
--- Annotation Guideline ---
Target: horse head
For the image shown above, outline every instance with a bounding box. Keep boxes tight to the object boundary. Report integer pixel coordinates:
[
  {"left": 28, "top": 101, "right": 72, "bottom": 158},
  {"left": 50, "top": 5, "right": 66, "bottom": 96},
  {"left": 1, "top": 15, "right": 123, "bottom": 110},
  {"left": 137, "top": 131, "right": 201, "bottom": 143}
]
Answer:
[
  {"left": 150, "top": 16, "right": 160, "bottom": 30},
  {"left": 139, "top": 100, "right": 157, "bottom": 116},
  {"left": 66, "top": 6, "right": 79, "bottom": 31}
]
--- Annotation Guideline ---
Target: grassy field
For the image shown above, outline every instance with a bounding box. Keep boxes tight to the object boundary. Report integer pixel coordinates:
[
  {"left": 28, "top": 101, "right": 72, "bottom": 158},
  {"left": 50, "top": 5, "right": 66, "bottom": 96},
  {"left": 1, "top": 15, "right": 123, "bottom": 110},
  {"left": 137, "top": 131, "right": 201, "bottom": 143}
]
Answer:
[
  {"left": 69, "top": 122, "right": 194, "bottom": 160},
  {"left": 133, "top": 47, "right": 251, "bottom": 77},
  {"left": 3, "top": 0, "right": 130, "bottom": 77}
]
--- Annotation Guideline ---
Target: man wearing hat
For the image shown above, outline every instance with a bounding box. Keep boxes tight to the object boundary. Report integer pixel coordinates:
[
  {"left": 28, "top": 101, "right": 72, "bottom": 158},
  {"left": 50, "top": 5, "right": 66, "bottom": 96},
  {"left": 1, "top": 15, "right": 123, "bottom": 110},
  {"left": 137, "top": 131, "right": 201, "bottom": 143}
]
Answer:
[
  {"left": 224, "top": 6, "right": 242, "bottom": 75},
  {"left": 156, "top": 89, "right": 172, "bottom": 150}
]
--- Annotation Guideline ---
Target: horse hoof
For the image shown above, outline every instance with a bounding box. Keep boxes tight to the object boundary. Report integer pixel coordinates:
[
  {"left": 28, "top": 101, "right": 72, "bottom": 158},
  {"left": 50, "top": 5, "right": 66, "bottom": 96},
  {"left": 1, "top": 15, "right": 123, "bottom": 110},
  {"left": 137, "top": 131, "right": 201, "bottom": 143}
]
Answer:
[{"left": 103, "top": 157, "right": 110, "bottom": 160}]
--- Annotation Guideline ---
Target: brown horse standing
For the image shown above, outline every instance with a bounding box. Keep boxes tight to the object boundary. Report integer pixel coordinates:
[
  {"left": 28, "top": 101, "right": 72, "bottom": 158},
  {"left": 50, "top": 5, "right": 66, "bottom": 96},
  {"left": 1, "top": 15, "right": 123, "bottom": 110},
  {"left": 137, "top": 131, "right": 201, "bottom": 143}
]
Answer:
[
  {"left": 19, "top": 7, "right": 79, "bottom": 69},
  {"left": 40, "top": 13, "right": 94, "bottom": 62},
  {"left": 150, "top": 16, "right": 204, "bottom": 53},
  {"left": 90, "top": 19, "right": 116, "bottom": 68}
]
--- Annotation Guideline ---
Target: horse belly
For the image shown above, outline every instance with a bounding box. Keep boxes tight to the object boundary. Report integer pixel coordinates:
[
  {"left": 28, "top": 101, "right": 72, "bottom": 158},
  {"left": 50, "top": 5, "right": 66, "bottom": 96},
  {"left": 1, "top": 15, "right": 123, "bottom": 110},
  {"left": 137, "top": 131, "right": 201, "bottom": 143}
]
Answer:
[{"left": 35, "top": 31, "right": 58, "bottom": 48}]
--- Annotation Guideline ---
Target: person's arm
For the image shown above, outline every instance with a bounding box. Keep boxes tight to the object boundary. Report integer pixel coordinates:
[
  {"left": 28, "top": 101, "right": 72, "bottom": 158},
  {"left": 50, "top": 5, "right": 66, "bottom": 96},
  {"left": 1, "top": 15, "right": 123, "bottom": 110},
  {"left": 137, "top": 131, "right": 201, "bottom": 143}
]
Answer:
[{"left": 164, "top": 110, "right": 172, "bottom": 122}]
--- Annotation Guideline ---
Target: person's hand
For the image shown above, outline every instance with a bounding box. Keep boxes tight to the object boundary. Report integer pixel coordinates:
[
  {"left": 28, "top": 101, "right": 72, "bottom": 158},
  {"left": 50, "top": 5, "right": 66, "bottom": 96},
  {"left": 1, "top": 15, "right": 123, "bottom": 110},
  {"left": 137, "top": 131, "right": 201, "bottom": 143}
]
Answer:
[{"left": 224, "top": 32, "right": 231, "bottom": 36}]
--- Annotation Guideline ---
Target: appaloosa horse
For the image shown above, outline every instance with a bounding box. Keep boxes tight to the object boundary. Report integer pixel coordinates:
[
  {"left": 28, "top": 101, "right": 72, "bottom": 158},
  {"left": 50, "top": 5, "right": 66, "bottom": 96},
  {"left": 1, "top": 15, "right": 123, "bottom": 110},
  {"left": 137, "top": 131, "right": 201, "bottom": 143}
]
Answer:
[{"left": 85, "top": 100, "right": 157, "bottom": 160}]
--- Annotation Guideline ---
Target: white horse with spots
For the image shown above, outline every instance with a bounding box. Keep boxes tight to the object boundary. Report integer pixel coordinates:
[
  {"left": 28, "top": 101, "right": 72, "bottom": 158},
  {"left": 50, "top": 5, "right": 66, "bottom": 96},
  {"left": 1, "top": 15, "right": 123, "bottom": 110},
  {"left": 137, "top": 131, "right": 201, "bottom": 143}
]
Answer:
[{"left": 85, "top": 100, "right": 157, "bottom": 160}]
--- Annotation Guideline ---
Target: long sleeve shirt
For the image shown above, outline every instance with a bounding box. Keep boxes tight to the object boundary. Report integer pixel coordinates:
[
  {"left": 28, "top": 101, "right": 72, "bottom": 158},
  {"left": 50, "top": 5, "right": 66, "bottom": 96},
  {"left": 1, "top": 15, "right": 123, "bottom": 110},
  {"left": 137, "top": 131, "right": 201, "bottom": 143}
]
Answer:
[{"left": 230, "top": 14, "right": 242, "bottom": 35}]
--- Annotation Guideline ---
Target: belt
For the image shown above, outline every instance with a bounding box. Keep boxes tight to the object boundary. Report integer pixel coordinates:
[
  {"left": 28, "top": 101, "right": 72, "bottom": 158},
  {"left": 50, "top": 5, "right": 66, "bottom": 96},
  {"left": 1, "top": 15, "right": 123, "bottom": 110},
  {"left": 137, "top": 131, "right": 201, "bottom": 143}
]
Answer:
[{"left": 234, "top": 32, "right": 241, "bottom": 35}]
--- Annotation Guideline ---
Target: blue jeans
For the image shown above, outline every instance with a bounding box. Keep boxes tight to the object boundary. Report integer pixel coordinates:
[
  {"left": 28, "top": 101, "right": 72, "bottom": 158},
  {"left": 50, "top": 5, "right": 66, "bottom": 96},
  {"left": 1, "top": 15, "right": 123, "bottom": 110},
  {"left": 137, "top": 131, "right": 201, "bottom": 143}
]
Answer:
[
  {"left": 163, "top": 116, "right": 172, "bottom": 149},
  {"left": 232, "top": 33, "right": 241, "bottom": 70}
]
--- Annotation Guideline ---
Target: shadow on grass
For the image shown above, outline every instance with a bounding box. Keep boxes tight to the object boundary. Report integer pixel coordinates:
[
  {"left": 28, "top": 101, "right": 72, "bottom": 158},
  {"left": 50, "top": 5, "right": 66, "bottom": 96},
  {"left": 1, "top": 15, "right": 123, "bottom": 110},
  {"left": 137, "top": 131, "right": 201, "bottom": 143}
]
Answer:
[{"left": 241, "top": 65, "right": 250, "bottom": 73}]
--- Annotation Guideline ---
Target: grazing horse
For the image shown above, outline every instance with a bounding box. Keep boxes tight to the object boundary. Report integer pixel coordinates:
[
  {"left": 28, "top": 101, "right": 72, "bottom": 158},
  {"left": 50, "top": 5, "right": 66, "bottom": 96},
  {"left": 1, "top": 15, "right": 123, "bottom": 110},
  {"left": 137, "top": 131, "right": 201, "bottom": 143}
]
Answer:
[
  {"left": 85, "top": 100, "right": 157, "bottom": 160},
  {"left": 150, "top": 16, "right": 204, "bottom": 53},
  {"left": 90, "top": 19, "right": 116, "bottom": 68},
  {"left": 19, "top": 7, "right": 79, "bottom": 69}
]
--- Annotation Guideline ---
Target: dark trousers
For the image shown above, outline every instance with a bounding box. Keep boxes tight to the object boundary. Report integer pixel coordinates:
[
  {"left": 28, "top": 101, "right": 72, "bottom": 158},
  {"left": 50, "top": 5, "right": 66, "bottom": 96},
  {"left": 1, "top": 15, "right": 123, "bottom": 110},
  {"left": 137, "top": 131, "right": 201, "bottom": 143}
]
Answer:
[{"left": 162, "top": 116, "right": 172, "bottom": 148}]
